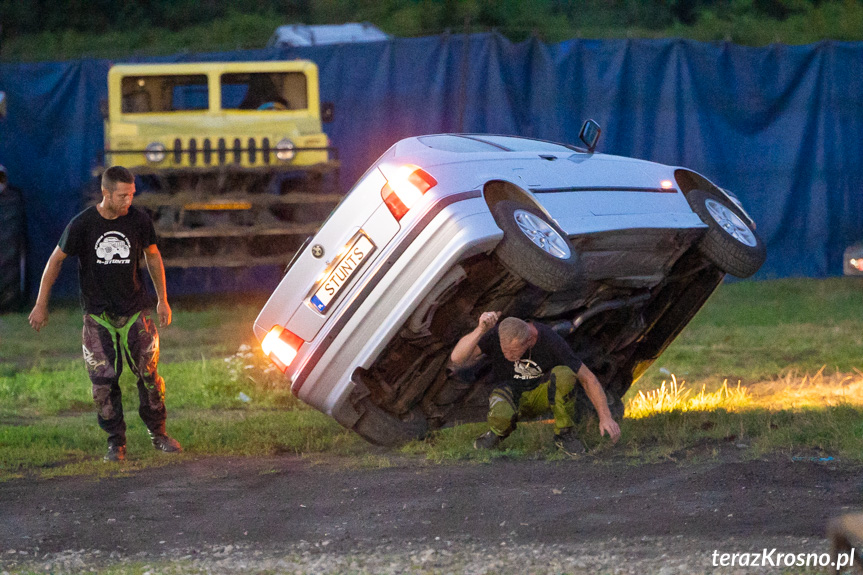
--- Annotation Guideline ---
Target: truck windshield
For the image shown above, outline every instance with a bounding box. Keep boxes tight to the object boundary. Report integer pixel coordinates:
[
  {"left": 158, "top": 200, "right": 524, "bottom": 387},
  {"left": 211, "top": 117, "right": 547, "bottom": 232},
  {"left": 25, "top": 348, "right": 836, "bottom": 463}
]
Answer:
[{"left": 220, "top": 72, "right": 308, "bottom": 111}]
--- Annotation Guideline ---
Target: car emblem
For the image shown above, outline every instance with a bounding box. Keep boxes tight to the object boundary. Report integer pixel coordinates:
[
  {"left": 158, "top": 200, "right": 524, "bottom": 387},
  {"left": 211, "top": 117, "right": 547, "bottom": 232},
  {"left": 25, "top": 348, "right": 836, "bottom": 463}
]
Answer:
[{"left": 311, "top": 244, "right": 325, "bottom": 258}]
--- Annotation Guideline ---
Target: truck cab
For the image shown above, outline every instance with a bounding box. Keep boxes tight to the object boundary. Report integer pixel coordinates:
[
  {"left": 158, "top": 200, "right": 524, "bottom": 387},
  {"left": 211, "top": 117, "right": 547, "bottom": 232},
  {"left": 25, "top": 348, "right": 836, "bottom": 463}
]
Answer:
[{"left": 101, "top": 61, "right": 339, "bottom": 268}]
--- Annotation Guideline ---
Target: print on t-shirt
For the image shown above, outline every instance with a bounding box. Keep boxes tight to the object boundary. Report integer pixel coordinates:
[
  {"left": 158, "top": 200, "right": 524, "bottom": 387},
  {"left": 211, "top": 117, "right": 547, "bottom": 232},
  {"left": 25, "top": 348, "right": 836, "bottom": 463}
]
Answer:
[
  {"left": 95, "top": 232, "right": 132, "bottom": 265},
  {"left": 513, "top": 358, "right": 542, "bottom": 380}
]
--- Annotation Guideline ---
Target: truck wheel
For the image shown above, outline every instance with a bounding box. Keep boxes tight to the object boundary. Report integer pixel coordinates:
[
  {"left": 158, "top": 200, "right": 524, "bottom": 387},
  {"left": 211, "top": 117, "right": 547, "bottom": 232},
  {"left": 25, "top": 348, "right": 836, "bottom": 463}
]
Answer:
[
  {"left": 352, "top": 398, "right": 429, "bottom": 446},
  {"left": 686, "top": 189, "right": 766, "bottom": 278},
  {"left": 491, "top": 200, "right": 580, "bottom": 292},
  {"left": 0, "top": 186, "right": 24, "bottom": 312}
]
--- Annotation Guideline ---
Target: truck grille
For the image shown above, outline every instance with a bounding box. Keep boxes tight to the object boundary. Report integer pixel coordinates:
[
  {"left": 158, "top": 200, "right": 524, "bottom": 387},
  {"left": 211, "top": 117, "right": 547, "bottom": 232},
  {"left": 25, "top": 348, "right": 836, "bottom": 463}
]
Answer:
[{"left": 168, "top": 137, "right": 275, "bottom": 166}]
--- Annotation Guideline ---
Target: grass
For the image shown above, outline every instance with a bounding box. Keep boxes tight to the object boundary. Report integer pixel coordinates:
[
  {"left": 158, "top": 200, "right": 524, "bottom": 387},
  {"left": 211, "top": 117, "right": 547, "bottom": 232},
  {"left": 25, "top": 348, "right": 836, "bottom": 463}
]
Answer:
[
  {"left": 1, "top": 277, "right": 863, "bottom": 480},
  {"left": 630, "top": 277, "right": 863, "bottom": 388}
]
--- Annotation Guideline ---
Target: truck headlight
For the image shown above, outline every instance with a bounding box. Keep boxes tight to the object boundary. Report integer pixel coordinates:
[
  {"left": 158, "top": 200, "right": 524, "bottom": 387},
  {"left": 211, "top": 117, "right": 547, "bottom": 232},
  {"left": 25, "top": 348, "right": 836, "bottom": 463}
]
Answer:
[
  {"left": 145, "top": 142, "right": 167, "bottom": 163},
  {"left": 275, "top": 138, "right": 295, "bottom": 161}
]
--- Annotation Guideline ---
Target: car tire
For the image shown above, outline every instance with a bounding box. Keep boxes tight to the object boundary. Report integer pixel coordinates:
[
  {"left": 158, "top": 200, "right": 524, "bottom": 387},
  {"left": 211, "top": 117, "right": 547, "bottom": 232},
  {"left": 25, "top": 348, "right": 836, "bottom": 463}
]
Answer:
[
  {"left": 686, "top": 189, "right": 766, "bottom": 278},
  {"left": 351, "top": 397, "right": 429, "bottom": 447},
  {"left": 491, "top": 200, "right": 581, "bottom": 292}
]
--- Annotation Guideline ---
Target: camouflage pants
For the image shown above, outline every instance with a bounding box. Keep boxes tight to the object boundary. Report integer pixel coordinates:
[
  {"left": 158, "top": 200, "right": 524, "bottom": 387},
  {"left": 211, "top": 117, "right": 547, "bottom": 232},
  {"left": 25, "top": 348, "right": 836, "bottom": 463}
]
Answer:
[
  {"left": 82, "top": 311, "right": 167, "bottom": 447},
  {"left": 487, "top": 365, "right": 584, "bottom": 437}
]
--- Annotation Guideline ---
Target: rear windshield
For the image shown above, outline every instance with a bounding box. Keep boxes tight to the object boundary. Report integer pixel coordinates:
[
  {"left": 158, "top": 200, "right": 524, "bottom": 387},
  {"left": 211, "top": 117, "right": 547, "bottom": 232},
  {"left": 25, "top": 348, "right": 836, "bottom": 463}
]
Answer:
[
  {"left": 417, "top": 135, "right": 503, "bottom": 153},
  {"left": 121, "top": 75, "right": 208, "bottom": 113},
  {"left": 471, "top": 135, "right": 577, "bottom": 154},
  {"left": 220, "top": 72, "right": 308, "bottom": 111},
  {"left": 418, "top": 134, "right": 577, "bottom": 154}
]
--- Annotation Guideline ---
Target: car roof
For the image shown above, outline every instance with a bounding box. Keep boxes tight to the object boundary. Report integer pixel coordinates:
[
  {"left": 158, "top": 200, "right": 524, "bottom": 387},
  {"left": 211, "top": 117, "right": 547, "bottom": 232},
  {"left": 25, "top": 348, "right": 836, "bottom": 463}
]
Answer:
[
  {"left": 376, "top": 133, "right": 679, "bottom": 191},
  {"left": 415, "top": 134, "right": 580, "bottom": 155},
  {"left": 388, "top": 133, "right": 663, "bottom": 168}
]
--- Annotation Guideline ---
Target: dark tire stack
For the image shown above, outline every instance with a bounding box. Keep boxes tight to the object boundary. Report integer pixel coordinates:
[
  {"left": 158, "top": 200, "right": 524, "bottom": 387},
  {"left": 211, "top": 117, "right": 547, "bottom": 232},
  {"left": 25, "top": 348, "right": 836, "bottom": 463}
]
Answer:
[{"left": 0, "top": 185, "right": 25, "bottom": 312}]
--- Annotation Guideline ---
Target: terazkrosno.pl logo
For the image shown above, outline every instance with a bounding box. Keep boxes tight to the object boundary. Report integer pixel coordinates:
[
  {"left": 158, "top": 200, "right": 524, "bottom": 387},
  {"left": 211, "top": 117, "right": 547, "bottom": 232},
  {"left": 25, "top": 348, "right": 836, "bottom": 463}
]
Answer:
[{"left": 95, "top": 232, "right": 131, "bottom": 265}]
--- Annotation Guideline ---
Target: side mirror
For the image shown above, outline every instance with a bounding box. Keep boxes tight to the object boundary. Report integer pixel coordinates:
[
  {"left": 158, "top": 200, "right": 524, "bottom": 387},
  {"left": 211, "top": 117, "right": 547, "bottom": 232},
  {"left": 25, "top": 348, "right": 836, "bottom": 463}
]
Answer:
[
  {"left": 0, "top": 92, "right": 6, "bottom": 120},
  {"left": 578, "top": 119, "right": 601, "bottom": 152},
  {"left": 321, "top": 102, "right": 334, "bottom": 123}
]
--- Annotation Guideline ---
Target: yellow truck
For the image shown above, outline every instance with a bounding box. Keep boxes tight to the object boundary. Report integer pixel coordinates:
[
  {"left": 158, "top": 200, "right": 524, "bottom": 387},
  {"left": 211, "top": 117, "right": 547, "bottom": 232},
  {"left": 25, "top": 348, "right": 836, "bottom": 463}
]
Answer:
[{"left": 100, "top": 60, "right": 339, "bottom": 268}]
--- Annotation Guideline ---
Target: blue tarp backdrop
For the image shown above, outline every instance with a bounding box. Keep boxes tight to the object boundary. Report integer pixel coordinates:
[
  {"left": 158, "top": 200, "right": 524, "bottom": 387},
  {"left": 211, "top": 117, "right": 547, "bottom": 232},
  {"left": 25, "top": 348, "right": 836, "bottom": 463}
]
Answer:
[{"left": 1, "top": 33, "right": 861, "bottom": 298}]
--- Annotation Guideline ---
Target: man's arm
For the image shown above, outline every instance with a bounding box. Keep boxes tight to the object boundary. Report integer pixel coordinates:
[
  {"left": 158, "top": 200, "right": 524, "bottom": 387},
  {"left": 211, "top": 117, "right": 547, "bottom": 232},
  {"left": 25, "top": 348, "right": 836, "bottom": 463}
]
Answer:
[
  {"left": 28, "top": 246, "right": 68, "bottom": 331},
  {"left": 576, "top": 363, "right": 621, "bottom": 443},
  {"left": 450, "top": 311, "right": 500, "bottom": 366},
  {"left": 143, "top": 244, "right": 171, "bottom": 327}
]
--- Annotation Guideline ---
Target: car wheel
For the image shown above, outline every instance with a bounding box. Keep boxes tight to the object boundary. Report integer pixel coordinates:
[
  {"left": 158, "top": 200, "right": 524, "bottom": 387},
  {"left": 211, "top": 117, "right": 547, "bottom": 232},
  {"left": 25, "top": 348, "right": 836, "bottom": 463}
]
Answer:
[
  {"left": 491, "top": 200, "right": 580, "bottom": 292},
  {"left": 686, "top": 189, "right": 766, "bottom": 278},
  {"left": 351, "top": 397, "right": 429, "bottom": 447}
]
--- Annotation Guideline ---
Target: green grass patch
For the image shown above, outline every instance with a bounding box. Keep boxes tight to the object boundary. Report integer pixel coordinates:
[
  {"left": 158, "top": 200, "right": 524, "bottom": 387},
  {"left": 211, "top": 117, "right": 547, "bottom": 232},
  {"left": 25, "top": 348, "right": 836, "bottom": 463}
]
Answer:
[
  {"left": 1, "top": 277, "right": 863, "bottom": 479},
  {"left": 631, "top": 277, "right": 863, "bottom": 391}
]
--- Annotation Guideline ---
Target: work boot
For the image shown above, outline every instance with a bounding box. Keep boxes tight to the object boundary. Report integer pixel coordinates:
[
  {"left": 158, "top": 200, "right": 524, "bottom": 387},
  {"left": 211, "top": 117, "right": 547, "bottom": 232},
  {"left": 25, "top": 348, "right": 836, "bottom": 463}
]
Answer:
[
  {"left": 554, "top": 428, "right": 586, "bottom": 455},
  {"left": 149, "top": 432, "right": 183, "bottom": 453},
  {"left": 473, "top": 430, "right": 503, "bottom": 450},
  {"left": 104, "top": 444, "right": 126, "bottom": 462}
]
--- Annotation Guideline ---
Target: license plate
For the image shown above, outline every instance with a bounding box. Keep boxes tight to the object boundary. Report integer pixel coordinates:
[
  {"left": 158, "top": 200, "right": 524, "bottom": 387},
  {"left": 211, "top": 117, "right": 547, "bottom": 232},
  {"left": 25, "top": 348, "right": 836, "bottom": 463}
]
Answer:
[{"left": 309, "top": 234, "right": 375, "bottom": 313}]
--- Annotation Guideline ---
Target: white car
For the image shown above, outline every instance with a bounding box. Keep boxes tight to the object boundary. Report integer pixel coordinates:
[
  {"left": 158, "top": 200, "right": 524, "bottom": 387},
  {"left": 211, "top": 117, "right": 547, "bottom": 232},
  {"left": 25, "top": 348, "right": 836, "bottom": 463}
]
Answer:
[{"left": 254, "top": 121, "right": 765, "bottom": 445}]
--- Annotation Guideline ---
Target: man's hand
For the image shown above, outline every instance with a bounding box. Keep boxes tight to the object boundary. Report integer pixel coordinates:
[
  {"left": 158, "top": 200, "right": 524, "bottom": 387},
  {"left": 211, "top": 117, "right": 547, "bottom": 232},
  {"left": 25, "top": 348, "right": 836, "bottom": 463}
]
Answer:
[
  {"left": 29, "top": 246, "right": 67, "bottom": 333},
  {"left": 477, "top": 311, "right": 500, "bottom": 333},
  {"left": 598, "top": 416, "right": 621, "bottom": 444},
  {"left": 451, "top": 310, "right": 500, "bottom": 366},
  {"left": 144, "top": 245, "right": 170, "bottom": 327},
  {"left": 577, "top": 364, "right": 622, "bottom": 444},
  {"left": 156, "top": 300, "right": 172, "bottom": 327},
  {"left": 28, "top": 303, "right": 49, "bottom": 332}
]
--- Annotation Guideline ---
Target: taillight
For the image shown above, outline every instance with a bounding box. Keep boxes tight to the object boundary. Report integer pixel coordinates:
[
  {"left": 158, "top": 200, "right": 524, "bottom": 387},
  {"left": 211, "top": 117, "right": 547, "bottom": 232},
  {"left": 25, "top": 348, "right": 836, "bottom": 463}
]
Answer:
[
  {"left": 261, "top": 325, "right": 304, "bottom": 372},
  {"left": 381, "top": 165, "right": 437, "bottom": 221}
]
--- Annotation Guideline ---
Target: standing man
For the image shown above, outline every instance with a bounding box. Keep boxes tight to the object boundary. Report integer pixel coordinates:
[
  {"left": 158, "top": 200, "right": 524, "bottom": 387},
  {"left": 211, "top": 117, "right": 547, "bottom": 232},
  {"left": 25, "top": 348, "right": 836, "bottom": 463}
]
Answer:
[
  {"left": 451, "top": 311, "right": 621, "bottom": 453},
  {"left": 28, "top": 166, "right": 182, "bottom": 462}
]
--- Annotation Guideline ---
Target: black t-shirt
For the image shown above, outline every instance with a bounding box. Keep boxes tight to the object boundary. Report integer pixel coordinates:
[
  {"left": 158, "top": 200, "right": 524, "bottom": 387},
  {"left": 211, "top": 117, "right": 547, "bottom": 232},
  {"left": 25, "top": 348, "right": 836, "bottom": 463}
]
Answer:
[
  {"left": 478, "top": 322, "right": 583, "bottom": 393},
  {"left": 58, "top": 206, "right": 157, "bottom": 316}
]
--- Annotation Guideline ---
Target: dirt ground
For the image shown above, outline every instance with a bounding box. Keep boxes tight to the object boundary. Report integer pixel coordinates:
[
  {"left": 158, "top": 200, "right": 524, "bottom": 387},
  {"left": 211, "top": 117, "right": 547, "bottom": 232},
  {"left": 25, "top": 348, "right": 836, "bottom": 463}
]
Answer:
[{"left": 1, "top": 446, "right": 861, "bottom": 574}]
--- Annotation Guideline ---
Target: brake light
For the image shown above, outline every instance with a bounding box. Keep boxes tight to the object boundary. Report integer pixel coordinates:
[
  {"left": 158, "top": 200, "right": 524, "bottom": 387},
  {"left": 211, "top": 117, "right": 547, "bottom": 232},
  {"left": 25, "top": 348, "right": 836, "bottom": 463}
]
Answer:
[
  {"left": 381, "top": 165, "right": 438, "bottom": 221},
  {"left": 261, "top": 325, "right": 303, "bottom": 372}
]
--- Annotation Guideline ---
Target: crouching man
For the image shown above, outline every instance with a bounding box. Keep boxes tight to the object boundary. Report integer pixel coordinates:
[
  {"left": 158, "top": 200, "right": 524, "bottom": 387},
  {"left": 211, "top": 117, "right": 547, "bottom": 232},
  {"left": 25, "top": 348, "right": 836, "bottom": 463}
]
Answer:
[
  {"left": 450, "top": 311, "right": 621, "bottom": 453},
  {"left": 28, "top": 166, "right": 182, "bottom": 462}
]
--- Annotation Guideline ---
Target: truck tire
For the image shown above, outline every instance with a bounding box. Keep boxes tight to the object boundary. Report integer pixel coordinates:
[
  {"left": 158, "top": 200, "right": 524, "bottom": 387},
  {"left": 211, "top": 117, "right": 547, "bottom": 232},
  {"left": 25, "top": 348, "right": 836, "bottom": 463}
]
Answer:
[
  {"left": 491, "top": 200, "right": 580, "bottom": 292},
  {"left": 686, "top": 189, "right": 766, "bottom": 278},
  {"left": 0, "top": 186, "right": 24, "bottom": 312}
]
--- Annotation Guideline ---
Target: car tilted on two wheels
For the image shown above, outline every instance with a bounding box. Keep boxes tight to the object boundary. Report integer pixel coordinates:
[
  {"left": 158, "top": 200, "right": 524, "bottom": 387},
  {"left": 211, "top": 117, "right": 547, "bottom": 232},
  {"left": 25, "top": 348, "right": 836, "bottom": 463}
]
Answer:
[{"left": 254, "top": 122, "right": 766, "bottom": 445}]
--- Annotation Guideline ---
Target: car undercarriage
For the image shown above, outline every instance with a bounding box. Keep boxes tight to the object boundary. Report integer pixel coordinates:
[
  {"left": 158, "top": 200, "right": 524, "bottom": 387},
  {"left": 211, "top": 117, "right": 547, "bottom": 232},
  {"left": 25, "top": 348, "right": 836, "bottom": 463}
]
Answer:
[{"left": 351, "top": 226, "right": 725, "bottom": 445}]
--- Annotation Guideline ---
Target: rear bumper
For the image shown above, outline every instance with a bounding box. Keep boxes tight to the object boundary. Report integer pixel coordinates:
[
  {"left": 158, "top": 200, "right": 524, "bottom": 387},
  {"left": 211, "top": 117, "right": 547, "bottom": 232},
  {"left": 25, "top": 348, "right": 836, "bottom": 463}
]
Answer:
[{"left": 290, "top": 190, "right": 493, "bottom": 416}]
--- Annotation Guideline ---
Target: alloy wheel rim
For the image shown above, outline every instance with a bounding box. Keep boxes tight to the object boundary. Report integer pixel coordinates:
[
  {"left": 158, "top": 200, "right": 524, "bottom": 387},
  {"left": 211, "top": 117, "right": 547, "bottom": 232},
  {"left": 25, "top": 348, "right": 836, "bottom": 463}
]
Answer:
[
  {"left": 513, "top": 209, "right": 571, "bottom": 259},
  {"left": 705, "top": 199, "right": 758, "bottom": 247}
]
